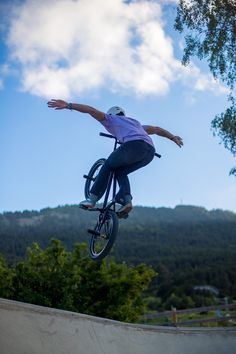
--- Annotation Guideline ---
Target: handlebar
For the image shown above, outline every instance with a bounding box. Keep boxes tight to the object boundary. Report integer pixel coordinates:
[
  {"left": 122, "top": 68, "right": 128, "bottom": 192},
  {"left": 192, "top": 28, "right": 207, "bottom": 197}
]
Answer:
[
  {"left": 99, "top": 132, "right": 116, "bottom": 139},
  {"left": 99, "top": 132, "right": 161, "bottom": 158}
]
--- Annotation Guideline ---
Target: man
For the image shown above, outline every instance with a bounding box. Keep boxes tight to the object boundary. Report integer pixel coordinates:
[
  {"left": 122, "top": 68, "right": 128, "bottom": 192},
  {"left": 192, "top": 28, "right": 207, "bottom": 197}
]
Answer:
[{"left": 47, "top": 99, "right": 183, "bottom": 218}]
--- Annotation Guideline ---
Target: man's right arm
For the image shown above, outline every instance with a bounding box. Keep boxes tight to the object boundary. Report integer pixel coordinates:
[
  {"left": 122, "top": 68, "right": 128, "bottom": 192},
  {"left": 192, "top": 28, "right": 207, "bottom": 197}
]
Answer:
[{"left": 47, "top": 99, "right": 105, "bottom": 121}]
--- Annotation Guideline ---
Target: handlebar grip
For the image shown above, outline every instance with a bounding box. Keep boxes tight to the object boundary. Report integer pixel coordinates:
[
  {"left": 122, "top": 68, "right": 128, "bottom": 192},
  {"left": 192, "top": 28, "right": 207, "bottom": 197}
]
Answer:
[
  {"left": 99, "top": 132, "right": 116, "bottom": 139},
  {"left": 155, "top": 153, "right": 161, "bottom": 158}
]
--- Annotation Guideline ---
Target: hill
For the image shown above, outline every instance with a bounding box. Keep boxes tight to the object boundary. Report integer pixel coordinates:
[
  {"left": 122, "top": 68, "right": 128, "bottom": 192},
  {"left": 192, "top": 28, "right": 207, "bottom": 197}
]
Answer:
[{"left": 1, "top": 204, "right": 236, "bottom": 308}]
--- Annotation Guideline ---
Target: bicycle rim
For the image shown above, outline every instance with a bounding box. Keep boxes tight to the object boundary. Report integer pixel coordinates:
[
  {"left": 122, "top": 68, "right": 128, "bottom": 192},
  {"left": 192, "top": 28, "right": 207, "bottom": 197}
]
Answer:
[{"left": 90, "top": 210, "right": 118, "bottom": 260}]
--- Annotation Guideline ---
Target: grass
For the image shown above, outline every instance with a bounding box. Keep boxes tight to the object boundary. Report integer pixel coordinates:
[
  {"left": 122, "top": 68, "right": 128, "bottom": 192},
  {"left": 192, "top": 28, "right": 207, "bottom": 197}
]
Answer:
[{"left": 141, "top": 309, "right": 236, "bottom": 327}]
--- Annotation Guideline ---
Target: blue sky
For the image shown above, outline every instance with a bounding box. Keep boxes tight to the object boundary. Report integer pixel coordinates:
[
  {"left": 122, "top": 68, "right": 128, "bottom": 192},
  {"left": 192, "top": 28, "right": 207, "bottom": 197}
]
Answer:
[{"left": 1, "top": 0, "right": 235, "bottom": 213}]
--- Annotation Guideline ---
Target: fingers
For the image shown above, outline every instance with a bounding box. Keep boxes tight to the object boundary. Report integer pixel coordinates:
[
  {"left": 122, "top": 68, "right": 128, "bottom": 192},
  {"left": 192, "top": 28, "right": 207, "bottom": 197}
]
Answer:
[
  {"left": 47, "top": 99, "right": 60, "bottom": 105},
  {"left": 47, "top": 99, "right": 57, "bottom": 104},
  {"left": 173, "top": 136, "right": 183, "bottom": 147},
  {"left": 47, "top": 99, "right": 56, "bottom": 108},
  {"left": 47, "top": 99, "right": 67, "bottom": 109}
]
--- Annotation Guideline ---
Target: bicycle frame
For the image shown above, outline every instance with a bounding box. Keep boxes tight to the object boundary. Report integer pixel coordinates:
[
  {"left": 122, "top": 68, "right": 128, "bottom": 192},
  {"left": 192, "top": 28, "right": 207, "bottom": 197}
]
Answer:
[{"left": 98, "top": 132, "right": 120, "bottom": 213}]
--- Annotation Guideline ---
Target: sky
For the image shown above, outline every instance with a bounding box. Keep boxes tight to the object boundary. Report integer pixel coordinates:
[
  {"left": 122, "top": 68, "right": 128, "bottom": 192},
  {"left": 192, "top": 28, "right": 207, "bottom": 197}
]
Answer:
[{"left": 0, "top": 0, "right": 235, "bottom": 214}]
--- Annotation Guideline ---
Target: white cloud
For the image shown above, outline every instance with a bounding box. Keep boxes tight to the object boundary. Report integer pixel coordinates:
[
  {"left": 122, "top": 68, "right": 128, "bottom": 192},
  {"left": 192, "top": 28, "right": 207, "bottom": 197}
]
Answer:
[
  {"left": 180, "top": 63, "right": 228, "bottom": 95},
  {"left": 4, "top": 0, "right": 227, "bottom": 99}
]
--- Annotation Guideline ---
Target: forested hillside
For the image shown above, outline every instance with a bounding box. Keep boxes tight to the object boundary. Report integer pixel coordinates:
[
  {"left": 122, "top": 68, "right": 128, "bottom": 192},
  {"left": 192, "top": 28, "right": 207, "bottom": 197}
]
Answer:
[{"left": 1, "top": 205, "right": 236, "bottom": 309}]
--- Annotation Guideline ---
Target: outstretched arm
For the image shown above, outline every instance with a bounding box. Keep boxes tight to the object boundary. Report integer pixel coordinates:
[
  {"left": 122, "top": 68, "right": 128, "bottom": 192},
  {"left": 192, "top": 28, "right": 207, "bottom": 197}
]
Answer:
[
  {"left": 144, "top": 125, "right": 183, "bottom": 148},
  {"left": 47, "top": 99, "right": 105, "bottom": 122}
]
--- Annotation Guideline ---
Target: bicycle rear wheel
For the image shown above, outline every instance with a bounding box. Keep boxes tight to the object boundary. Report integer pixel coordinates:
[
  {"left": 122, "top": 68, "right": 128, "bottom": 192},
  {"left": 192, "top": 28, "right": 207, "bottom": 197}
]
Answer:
[
  {"left": 84, "top": 158, "right": 106, "bottom": 199},
  {"left": 89, "top": 210, "right": 118, "bottom": 260}
]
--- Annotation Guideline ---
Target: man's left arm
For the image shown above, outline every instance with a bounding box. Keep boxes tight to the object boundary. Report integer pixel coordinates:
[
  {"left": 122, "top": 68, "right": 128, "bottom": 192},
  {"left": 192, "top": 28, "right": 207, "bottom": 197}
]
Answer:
[{"left": 143, "top": 125, "right": 183, "bottom": 148}]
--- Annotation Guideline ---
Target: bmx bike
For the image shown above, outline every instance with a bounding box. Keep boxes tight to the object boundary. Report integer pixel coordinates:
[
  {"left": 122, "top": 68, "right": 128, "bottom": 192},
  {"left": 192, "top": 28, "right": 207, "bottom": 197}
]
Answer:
[{"left": 82, "top": 132, "right": 161, "bottom": 261}]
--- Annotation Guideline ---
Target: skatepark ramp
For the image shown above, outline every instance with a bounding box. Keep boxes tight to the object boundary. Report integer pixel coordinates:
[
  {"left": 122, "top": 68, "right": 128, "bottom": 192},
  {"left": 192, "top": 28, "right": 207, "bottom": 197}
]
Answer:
[{"left": 0, "top": 298, "right": 235, "bottom": 354}]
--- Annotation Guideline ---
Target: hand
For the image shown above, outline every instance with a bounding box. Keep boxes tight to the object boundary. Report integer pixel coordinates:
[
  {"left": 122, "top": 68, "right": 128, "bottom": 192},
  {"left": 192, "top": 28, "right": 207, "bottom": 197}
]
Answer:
[
  {"left": 172, "top": 136, "right": 183, "bottom": 148},
  {"left": 47, "top": 99, "right": 68, "bottom": 110}
]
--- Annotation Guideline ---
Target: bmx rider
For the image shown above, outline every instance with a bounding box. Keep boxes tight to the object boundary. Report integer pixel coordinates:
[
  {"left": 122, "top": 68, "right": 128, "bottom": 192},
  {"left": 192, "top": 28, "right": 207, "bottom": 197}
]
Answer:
[{"left": 47, "top": 100, "right": 183, "bottom": 218}]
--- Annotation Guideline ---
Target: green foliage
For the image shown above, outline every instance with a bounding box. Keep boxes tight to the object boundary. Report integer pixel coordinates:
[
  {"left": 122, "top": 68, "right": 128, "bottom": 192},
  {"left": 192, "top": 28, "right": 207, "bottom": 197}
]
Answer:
[
  {"left": 211, "top": 97, "right": 236, "bottom": 174},
  {"left": 13, "top": 240, "right": 74, "bottom": 308},
  {"left": 175, "top": 0, "right": 236, "bottom": 172},
  {"left": 0, "top": 239, "right": 156, "bottom": 322},
  {"left": 143, "top": 296, "right": 163, "bottom": 311},
  {"left": 0, "top": 256, "right": 14, "bottom": 298},
  {"left": 175, "top": 0, "right": 236, "bottom": 89}
]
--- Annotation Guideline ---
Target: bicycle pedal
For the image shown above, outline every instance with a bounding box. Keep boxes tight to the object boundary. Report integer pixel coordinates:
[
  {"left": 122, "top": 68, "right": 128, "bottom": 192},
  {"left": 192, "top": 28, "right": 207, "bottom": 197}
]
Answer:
[
  {"left": 79, "top": 205, "right": 98, "bottom": 211},
  {"left": 116, "top": 212, "right": 129, "bottom": 219},
  {"left": 88, "top": 207, "right": 99, "bottom": 211},
  {"left": 87, "top": 229, "right": 100, "bottom": 236},
  {"left": 83, "top": 174, "right": 95, "bottom": 181}
]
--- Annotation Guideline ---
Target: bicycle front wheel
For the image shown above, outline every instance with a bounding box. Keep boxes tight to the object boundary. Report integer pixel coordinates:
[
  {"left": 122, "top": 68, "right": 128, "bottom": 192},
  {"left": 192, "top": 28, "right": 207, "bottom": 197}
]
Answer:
[
  {"left": 89, "top": 210, "right": 118, "bottom": 260},
  {"left": 84, "top": 158, "right": 106, "bottom": 199}
]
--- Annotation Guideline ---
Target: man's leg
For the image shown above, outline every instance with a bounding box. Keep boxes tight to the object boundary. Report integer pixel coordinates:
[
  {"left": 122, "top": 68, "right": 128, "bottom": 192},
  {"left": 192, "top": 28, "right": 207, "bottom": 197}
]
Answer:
[
  {"left": 115, "top": 146, "right": 155, "bottom": 216},
  {"left": 79, "top": 161, "right": 112, "bottom": 208},
  {"left": 90, "top": 140, "right": 150, "bottom": 198},
  {"left": 80, "top": 140, "right": 154, "bottom": 209},
  {"left": 79, "top": 146, "right": 129, "bottom": 208}
]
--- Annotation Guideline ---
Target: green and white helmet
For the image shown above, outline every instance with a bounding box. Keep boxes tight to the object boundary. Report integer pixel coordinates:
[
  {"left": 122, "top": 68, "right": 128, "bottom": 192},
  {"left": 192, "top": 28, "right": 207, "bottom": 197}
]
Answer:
[{"left": 106, "top": 106, "right": 126, "bottom": 116}]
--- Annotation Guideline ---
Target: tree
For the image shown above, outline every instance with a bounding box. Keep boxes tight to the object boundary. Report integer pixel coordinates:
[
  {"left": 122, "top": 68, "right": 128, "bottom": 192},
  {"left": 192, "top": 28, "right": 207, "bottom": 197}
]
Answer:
[
  {"left": 0, "top": 256, "right": 14, "bottom": 298},
  {"left": 175, "top": 0, "right": 236, "bottom": 175},
  {"left": 6, "top": 240, "right": 156, "bottom": 322},
  {"left": 211, "top": 96, "right": 236, "bottom": 175}
]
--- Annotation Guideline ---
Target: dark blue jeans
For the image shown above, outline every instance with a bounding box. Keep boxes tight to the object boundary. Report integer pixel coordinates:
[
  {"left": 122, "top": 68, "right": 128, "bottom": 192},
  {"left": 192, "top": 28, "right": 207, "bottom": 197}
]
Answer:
[{"left": 90, "top": 140, "right": 155, "bottom": 204}]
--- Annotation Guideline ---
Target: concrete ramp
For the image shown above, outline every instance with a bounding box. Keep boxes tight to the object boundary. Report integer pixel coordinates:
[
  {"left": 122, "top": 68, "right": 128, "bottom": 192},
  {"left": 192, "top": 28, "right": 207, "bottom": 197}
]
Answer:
[{"left": 0, "top": 298, "right": 235, "bottom": 354}]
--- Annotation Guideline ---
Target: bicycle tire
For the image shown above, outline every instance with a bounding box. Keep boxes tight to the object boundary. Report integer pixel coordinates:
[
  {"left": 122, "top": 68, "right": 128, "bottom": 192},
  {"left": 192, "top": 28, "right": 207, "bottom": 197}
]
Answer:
[
  {"left": 84, "top": 158, "right": 106, "bottom": 199},
  {"left": 89, "top": 210, "right": 118, "bottom": 260}
]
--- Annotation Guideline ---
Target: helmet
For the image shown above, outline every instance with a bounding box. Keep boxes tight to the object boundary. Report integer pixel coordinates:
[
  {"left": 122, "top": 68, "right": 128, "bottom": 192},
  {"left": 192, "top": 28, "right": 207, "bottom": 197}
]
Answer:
[{"left": 106, "top": 106, "right": 126, "bottom": 116}]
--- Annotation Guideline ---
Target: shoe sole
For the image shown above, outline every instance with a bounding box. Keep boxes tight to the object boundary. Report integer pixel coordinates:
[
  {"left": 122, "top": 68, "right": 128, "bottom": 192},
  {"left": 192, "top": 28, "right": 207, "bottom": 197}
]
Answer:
[
  {"left": 116, "top": 205, "right": 132, "bottom": 219},
  {"left": 117, "top": 212, "right": 129, "bottom": 219},
  {"left": 79, "top": 204, "right": 94, "bottom": 210}
]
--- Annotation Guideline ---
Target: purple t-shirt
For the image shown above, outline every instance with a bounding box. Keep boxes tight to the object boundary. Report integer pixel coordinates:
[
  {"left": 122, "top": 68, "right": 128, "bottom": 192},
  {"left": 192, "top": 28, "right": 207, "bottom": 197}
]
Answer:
[{"left": 101, "top": 114, "right": 154, "bottom": 148}]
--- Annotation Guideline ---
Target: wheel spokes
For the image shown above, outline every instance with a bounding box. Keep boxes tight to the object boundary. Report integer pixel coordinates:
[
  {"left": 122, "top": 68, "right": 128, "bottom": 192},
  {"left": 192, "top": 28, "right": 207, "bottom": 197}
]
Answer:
[{"left": 92, "top": 215, "right": 113, "bottom": 255}]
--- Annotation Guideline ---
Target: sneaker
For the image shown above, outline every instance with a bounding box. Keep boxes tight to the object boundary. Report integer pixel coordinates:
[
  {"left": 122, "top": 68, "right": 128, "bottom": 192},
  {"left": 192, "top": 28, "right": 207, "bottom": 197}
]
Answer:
[
  {"left": 79, "top": 198, "right": 96, "bottom": 209},
  {"left": 116, "top": 202, "right": 133, "bottom": 219}
]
